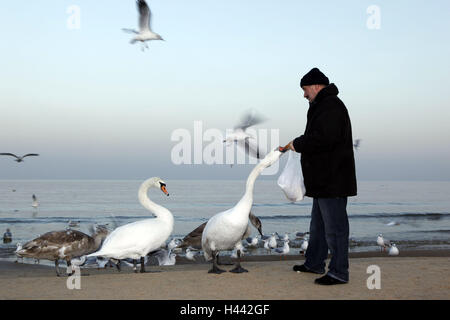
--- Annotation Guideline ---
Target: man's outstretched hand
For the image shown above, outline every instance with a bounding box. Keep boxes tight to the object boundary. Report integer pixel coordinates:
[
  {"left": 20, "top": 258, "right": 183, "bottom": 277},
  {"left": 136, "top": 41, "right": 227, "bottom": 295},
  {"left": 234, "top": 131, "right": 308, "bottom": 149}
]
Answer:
[{"left": 279, "top": 141, "right": 295, "bottom": 153}]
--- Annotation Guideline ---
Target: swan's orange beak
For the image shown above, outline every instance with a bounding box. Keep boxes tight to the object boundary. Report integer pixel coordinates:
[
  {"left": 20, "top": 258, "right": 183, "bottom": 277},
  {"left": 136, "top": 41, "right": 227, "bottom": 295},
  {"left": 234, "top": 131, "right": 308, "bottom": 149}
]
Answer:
[{"left": 160, "top": 185, "right": 169, "bottom": 196}]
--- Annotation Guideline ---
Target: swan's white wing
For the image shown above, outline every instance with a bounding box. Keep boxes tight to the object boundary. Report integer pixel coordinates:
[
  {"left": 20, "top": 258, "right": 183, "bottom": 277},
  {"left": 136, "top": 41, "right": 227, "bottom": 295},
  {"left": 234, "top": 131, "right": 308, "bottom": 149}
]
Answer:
[{"left": 137, "top": 0, "right": 151, "bottom": 31}]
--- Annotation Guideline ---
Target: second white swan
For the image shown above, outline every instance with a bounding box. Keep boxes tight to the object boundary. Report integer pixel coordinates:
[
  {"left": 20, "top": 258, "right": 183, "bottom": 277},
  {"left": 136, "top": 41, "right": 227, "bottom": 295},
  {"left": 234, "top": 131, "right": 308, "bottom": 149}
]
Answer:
[
  {"left": 201, "top": 148, "right": 283, "bottom": 273},
  {"left": 87, "top": 177, "right": 172, "bottom": 273}
]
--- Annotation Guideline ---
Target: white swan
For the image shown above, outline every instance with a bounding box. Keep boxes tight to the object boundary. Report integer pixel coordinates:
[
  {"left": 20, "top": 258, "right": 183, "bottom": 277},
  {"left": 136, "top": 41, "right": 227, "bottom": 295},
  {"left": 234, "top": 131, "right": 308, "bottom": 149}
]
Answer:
[
  {"left": 87, "top": 177, "right": 172, "bottom": 273},
  {"left": 201, "top": 148, "right": 283, "bottom": 273}
]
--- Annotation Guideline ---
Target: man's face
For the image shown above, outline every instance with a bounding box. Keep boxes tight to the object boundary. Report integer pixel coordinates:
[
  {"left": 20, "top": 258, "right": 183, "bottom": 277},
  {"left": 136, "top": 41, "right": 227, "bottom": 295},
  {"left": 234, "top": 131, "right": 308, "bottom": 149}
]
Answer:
[{"left": 301, "top": 84, "right": 323, "bottom": 103}]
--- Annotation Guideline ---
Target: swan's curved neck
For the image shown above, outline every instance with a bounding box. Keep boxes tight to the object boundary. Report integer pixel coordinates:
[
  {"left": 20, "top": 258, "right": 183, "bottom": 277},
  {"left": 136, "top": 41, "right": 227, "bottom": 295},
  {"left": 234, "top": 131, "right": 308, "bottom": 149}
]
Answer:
[
  {"left": 138, "top": 183, "right": 173, "bottom": 224},
  {"left": 237, "top": 160, "right": 268, "bottom": 211}
]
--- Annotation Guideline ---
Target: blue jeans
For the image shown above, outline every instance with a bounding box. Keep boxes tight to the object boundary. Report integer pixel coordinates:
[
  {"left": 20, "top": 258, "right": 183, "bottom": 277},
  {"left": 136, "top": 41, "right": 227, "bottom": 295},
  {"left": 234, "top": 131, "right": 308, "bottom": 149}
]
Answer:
[{"left": 304, "top": 197, "right": 349, "bottom": 282}]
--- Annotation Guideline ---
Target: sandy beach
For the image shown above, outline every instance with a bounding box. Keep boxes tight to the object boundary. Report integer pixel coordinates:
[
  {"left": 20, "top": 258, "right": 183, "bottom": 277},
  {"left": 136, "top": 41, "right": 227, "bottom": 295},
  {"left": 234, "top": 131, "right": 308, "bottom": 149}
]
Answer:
[{"left": 0, "top": 250, "right": 449, "bottom": 300}]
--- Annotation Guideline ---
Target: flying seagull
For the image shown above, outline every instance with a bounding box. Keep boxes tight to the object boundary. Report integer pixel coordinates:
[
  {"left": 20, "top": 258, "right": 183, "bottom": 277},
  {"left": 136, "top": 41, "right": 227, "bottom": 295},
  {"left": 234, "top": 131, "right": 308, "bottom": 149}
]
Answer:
[
  {"left": 0, "top": 153, "right": 39, "bottom": 162},
  {"left": 224, "top": 110, "right": 267, "bottom": 161},
  {"left": 122, "top": 0, "right": 164, "bottom": 51}
]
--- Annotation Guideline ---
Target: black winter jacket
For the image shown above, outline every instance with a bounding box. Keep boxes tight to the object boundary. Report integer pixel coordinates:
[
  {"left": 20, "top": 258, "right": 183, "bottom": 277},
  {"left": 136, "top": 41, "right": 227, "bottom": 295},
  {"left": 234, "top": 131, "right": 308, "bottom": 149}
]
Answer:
[{"left": 293, "top": 83, "right": 357, "bottom": 198}]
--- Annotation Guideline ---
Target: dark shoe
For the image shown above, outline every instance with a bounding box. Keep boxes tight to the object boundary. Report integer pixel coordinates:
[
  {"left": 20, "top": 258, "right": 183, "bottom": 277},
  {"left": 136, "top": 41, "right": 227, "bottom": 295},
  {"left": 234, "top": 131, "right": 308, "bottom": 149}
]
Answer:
[
  {"left": 293, "top": 264, "right": 324, "bottom": 274},
  {"left": 314, "top": 275, "right": 347, "bottom": 285}
]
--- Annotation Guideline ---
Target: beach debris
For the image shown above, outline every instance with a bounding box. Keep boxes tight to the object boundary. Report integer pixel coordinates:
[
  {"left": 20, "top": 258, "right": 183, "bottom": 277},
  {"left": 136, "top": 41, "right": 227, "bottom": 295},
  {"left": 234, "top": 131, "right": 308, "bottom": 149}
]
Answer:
[
  {"left": 0, "top": 153, "right": 39, "bottom": 162},
  {"left": 122, "top": 0, "right": 164, "bottom": 51}
]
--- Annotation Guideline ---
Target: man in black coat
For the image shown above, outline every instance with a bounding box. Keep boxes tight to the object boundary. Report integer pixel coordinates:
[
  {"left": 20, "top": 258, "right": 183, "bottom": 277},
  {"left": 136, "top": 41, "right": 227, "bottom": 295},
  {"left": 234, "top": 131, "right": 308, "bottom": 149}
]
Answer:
[{"left": 284, "top": 68, "right": 357, "bottom": 285}]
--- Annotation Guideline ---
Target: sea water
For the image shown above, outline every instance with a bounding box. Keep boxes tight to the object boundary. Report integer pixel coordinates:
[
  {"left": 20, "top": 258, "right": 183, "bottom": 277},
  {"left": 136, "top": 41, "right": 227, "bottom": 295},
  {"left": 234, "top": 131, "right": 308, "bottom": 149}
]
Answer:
[{"left": 0, "top": 179, "right": 449, "bottom": 262}]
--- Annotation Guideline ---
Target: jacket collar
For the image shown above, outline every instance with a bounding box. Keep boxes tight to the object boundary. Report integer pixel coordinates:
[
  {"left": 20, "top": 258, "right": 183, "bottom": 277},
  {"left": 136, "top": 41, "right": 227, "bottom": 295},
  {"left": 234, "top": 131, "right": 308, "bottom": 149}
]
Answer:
[{"left": 312, "top": 83, "right": 339, "bottom": 104}]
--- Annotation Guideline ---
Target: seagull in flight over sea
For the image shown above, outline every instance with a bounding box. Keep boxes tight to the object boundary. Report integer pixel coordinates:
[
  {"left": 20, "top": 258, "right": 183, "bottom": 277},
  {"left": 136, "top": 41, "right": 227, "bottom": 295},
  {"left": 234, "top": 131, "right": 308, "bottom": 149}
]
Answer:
[
  {"left": 224, "top": 110, "right": 267, "bottom": 161},
  {"left": 122, "top": 0, "right": 164, "bottom": 51},
  {"left": 0, "top": 153, "right": 39, "bottom": 162}
]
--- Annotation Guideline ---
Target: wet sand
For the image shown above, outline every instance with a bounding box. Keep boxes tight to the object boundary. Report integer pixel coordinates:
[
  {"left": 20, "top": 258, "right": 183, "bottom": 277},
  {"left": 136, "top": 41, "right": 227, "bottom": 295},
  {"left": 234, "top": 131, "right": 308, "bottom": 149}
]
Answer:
[{"left": 0, "top": 250, "right": 449, "bottom": 300}]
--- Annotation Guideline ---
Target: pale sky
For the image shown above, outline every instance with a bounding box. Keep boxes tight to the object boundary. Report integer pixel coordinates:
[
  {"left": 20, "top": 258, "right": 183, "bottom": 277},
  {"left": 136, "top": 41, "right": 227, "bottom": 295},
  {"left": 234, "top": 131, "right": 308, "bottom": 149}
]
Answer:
[{"left": 1, "top": 0, "right": 449, "bottom": 180}]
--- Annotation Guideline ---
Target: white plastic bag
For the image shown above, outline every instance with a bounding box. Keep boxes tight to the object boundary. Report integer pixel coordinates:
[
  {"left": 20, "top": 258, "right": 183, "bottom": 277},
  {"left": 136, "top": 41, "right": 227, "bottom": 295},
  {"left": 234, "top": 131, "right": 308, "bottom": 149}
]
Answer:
[{"left": 277, "top": 150, "right": 306, "bottom": 202}]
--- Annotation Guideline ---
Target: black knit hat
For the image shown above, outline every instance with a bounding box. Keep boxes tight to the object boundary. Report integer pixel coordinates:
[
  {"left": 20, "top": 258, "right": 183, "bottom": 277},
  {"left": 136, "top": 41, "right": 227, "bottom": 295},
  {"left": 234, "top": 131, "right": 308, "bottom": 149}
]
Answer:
[{"left": 300, "top": 68, "right": 329, "bottom": 87}]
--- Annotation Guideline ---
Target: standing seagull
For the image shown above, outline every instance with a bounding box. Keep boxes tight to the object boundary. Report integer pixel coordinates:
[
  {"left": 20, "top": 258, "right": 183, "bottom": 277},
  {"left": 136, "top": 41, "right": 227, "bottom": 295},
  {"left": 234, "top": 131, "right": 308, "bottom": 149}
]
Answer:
[
  {"left": 0, "top": 153, "right": 39, "bottom": 162},
  {"left": 224, "top": 110, "right": 267, "bottom": 160},
  {"left": 275, "top": 240, "right": 290, "bottom": 259},
  {"left": 123, "top": 0, "right": 164, "bottom": 51},
  {"left": 388, "top": 243, "right": 399, "bottom": 256},
  {"left": 376, "top": 234, "right": 390, "bottom": 252}
]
